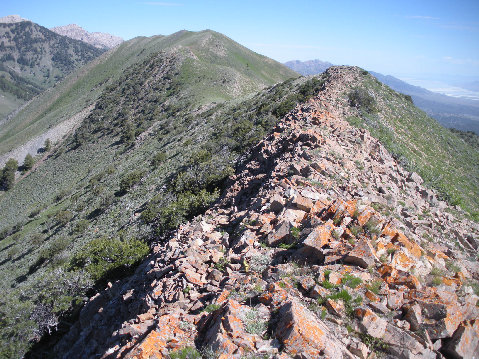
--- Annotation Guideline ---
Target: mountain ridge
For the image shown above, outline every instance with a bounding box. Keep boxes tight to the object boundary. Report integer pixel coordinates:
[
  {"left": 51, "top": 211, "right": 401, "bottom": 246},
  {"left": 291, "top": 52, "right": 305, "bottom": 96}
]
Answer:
[
  {"left": 284, "top": 59, "right": 479, "bottom": 134},
  {"left": 49, "top": 66, "right": 479, "bottom": 359},
  {"left": 0, "top": 29, "right": 300, "bottom": 357},
  {"left": 0, "top": 30, "right": 478, "bottom": 358}
]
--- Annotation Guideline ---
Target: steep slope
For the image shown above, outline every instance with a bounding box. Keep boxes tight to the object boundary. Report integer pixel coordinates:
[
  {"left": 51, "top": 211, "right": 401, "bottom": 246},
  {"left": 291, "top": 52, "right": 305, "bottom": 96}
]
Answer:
[
  {"left": 51, "top": 67, "right": 479, "bottom": 359},
  {"left": 0, "top": 30, "right": 299, "bottom": 357},
  {"left": 0, "top": 20, "right": 104, "bottom": 119},
  {"left": 285, "top": 60, "right": 479, "bottom": 134},
  {"left": 50, "top": 24, "right": 123, "bottom": 49},
  {"left": 0, "top": 30, "right": 297, "bottom": 162},
  {"left": 370, "top": 71, "right": 479, "bottom": 134}
]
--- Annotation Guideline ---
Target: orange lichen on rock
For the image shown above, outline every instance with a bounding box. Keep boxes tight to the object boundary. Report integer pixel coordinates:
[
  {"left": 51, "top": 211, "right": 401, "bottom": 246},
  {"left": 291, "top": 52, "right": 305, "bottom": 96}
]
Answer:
[
  {"left": 357, "top": 206, "right": 375, "bottom": 226},
  {"left": 131, "top": 315, "right": 189, "bottom": 359},
  {"left": 276, "top": 300, "right": 344, "bottom": 358},
  {"left": 259, "top": 282, "right": 289, "bottom": 307},
  {"left": 381, "top": 222, "right": 423, "bottom": 259}
]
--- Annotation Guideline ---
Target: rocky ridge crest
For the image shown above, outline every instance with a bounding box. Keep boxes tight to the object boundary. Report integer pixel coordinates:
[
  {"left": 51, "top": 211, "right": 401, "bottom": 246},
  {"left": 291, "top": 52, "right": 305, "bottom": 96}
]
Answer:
[
  {"left": 53, "top": 67, "right": 479, "bottom": 359},
  {"left": 50, "top": 24, "right": 123, "bottom": 49},
  {"left": 0, "top": 15, "right": 29, "bottom": 23}
]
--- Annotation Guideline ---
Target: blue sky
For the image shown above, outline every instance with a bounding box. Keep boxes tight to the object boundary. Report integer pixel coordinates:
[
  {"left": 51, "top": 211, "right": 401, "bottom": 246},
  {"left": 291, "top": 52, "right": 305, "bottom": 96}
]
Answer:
[{"left": 2, "top": 0, "right": 479, "bottom": 85}]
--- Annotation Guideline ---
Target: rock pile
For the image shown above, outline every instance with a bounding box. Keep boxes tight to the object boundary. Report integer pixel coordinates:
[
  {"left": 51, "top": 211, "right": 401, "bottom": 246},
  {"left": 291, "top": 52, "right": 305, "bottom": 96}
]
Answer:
[{"left": 54, "top": 68, "right": 479, "bottom": 358}]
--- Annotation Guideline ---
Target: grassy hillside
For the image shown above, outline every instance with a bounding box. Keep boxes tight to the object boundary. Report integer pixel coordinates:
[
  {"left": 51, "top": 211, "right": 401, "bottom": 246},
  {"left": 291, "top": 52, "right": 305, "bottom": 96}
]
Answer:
[
  {"left": 0, "top": 30, "right": 296, "bottom": 158},
  {"left": 0, "top": 30, "right": 300, "bottom": 357},
  {"left": 334, "top": 68, "right": 479, "bottom": 218}
]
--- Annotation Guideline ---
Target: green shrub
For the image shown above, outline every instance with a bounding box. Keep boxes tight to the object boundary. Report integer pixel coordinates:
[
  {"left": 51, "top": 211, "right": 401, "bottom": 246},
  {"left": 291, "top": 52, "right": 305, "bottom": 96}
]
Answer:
[
  {"left": 30, "top": 233, "right": 44, "bottom": 246},
  {"left": 349, "top": 225, "right": 362, "bottom": 237},
  {"left": 44, "top": 138, "right": 52, "bottom": 152},
  {"left": 329, "top": 289, "right": 352, "bottom": 303},
  {"left": 22, "top": 154, "right": 34, "bottom": 172},
  {"left": 119, "top": 170, "right": 144, "bottom": 193},
  {"left": 168, "top": 347, "right": 202, "bottom": 359},
  {"left": 151, "top": 151, "right": 167, "bottom": 168},
  {"left": 156, "top": 189, "right": 219, "bottom": 235},
  {"left": 1, "top": 158, "right": 18, "bottom": 191},
  {"left": 364, "top": 218, "right": 381, "bottom": 234},
  {"left": 55, "top": 210, "right": 74, "bottom": 226},
  {"left": 342, "top": 274, "right": 363, "bottom": 289},
  {"left": 54, "top": 189, "right": 70, "bottom": 202},
  {"left": 69, "top": 237, "right": 149, "bottom": 282},
  {"left": 31, "top": 237, "right": 70, "bottom": 271},
  {"left": 366, "top": 280, "right": 383, "bottom": 294},
  {"left": 203, "top": 304, "right": 221, "bottom": 313},
  {"left": 348, "top": 88, "right": 377, "bottom": 113},
  {"left": 290, "top": 226, "right": 301, "bottom": 240},
  {"left": 73, "top": 219, "right": 89, "bottom": 234}
]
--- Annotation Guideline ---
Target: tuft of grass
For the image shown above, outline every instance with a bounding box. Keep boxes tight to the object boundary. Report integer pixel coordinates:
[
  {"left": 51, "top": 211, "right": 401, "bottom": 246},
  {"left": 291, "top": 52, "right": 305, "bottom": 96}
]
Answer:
[
  {"left": 342, "top": 274, "right": 363, "bottom": 289},
  {"left": 203, "top": 304, "right": 221, "bottom": 313},
  {"left": 366, "top": 280, "right": 383, "bottom": 295},
  {"left": 168, "top": 347, "right": 202, "bottom": 359}
]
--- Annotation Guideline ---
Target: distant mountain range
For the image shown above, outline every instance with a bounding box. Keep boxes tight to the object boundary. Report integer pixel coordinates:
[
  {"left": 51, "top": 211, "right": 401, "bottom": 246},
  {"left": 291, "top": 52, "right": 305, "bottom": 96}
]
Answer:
[
  {"left": 50, "top": 24, "right": 123, "bottom": 50},
  {"left": 285, "top": 59, "right": 479, "bottom": 134},
  {"left": 283, "top": 59, "right": 333, "bottom": 75}
]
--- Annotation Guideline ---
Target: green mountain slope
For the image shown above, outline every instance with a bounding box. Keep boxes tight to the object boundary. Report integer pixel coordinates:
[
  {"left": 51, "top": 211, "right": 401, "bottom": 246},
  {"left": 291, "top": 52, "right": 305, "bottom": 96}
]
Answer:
[
  {"left": 0, "top": 21, "right": 104, "bottom": 119},
  {"left": 330, "top": 67, "right": 479, "bottom": 217},
  {"left": 0, "top": 30, "right": 299, "bottom": 357},
  {"left": 0, "top": 30, "right": 297, "bottom": 158}
]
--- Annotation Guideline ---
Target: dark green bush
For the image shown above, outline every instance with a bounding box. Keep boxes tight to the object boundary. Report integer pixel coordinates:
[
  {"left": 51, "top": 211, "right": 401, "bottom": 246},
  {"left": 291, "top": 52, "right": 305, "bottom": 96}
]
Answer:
[
  {"left": 69, "top": 237, "right": 149, "bottom": 282},
  {"left": 348, "top": 88, "right": 377, "bottom": 113},
  {"left": 73, "top": 219, "right": 89, "bottom": 234},
  {"left": 168, "top": 347, "right": 202, "bottom": 359},
  {"left": 156, "top": 189, "right": 219, "bottom": 235},
  {"left": 1, "top": 158, "right": 18, "bottom": 191},
  {"left": 55, "top": 210, "right": 73, "bottom": 226},
  {"left": 151, "top": 151, "right": 167, "bottom": 168},
  {"left": 44, "top": 138, "right": 51, "bottom": 152},
  {"left": 119, "top": 170, "right": 144, "bottom": 193},
  {"left": 22, "top": 154, "right": 34, "bottom": 172}
]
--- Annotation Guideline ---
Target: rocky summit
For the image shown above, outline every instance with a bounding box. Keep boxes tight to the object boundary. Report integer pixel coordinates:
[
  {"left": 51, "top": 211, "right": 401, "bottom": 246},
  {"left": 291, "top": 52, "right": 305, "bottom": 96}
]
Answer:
[
  {"left": 51, "top": 67, "right": 479, "bottom": 358},
  {"left": 50, "top": 24, "right": 123, "bottom": 50}
]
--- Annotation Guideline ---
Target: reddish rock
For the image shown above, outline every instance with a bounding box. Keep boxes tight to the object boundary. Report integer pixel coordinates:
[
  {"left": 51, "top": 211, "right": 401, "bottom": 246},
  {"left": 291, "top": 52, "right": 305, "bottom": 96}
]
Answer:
[
  {"left": 442, "top": 319, "right": 479, "bottom": 359},
  {"left": 309, "top": 284, "right": 329, "bottom": 299},
  {"left": 266, "top": 220, "right": 292, "bottom": 247},
  {"left": 270, "top": 194, "right": 285, "bottom": 213},
  {"left": 418, "top": 300, "right": 464, "bottom": 339},
  {"left": 365, "top": 290, "right": 380, "bottom": 303},
  {"left": 129, "top": 314, "right": 191, "bottom": 359},
  {"left": 348, "top": 339, "right": 369, "bottom": 359},
  {"left": 200, "top": 299, "right": 257, "bottom": 356},
  {"left": 382, "top": 322, "right": 432, "bottom": 358},
  {"left": 357, "top": 206, "right": 375, "bottom": 226},
  {"left": 325, "top": 298, "right": 345, "bottom": 317},
  {"left": 382, "top": 223, "right": 422, "bottom": 258},
  {"left": 275, "top": 300, "right": 345, "bottom": 358},
  {"left": 259, "top": 282, "right": 289, "bottom": 308},
  {"left": 354, "top": 307, "right": 387, "bottom": 338},
  {"left": 303, "top": 220, "right": 334, "bottom": 250},
  {"left": 344, "top": 239, "right": 377, "bottom": 268},
  {"left": 402, "top": 302, "right": 423, "bottom": 331},
  {"left": 293, "top": 194, "right": 314, "bottom": 212}
]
